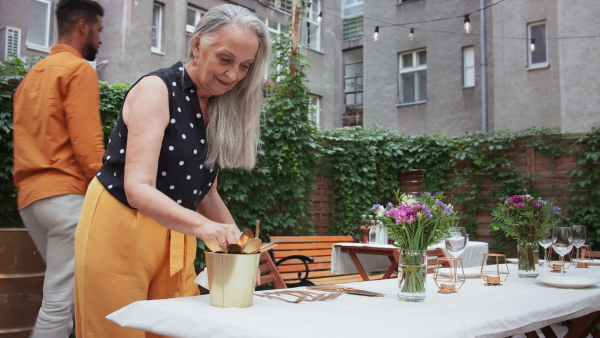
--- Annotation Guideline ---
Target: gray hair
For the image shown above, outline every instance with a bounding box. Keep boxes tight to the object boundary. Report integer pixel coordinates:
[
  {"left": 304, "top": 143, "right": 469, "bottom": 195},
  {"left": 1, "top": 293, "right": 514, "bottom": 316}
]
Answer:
[{"left": 186, "top": 4, "right": 270, "bottom": 170}]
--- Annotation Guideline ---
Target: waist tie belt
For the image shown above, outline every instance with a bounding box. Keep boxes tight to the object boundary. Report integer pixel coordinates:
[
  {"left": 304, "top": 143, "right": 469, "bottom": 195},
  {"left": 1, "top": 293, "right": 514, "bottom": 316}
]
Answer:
[{"left": 169, "top": 230, "right": 186, "bottom": 277}]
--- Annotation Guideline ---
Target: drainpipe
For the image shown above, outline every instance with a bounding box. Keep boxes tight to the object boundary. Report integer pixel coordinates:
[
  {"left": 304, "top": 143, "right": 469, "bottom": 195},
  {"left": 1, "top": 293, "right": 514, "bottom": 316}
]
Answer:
[{"left": 480, "top": 0, "right": 487, "bottom": 132}]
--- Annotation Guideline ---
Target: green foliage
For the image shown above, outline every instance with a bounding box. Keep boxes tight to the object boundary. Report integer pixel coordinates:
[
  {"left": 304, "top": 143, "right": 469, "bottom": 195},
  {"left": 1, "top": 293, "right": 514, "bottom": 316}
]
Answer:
[
  {"left": 99, "top": 81, "right": 129, "bottom": 142},
  {"left": 0, "top": 58, "right": 40, "bottom": 226},
  {"left": 566, "top": 126, "right": 600, "bottom": 247},
  {"left": 490, "top": 194, "right": 562, "bottom": 242},
  {"left": 218, "top": 30, "right": 320, "bottom": 237},
  {"left": 321, "top": 126, "right": 577, "bottom": 254}
]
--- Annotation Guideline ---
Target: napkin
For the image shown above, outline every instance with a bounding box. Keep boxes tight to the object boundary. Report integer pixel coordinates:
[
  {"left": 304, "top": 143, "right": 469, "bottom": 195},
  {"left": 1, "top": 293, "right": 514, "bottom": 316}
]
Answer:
[{"left": 194, "top": 269, "right": 209, "bottom": 290}]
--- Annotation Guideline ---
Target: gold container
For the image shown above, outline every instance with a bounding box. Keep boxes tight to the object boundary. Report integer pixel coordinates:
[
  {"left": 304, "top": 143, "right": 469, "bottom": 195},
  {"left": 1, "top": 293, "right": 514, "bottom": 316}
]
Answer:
[{"left": 205, "top": 251, "right": 260, "bottom": 308}]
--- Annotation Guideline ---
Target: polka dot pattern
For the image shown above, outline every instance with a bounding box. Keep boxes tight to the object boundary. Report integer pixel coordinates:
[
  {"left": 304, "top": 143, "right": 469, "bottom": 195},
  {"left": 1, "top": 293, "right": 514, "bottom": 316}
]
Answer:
[{"left": 96, "top": 61, "right": 219, "bottom": 210}]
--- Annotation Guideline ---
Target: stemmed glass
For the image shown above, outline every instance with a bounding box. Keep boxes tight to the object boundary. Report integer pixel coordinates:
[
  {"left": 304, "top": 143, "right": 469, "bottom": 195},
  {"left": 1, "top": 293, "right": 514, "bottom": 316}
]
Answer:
[
  {"left": 538, "top": 236, "right": 552, "bottom": 267},
  {"left": 445, "top": 227, "right": 467, "bottom": 282},
  {"left": 572, "top": 225, "right": 587, "bottom": 261},
  {"left": 551, "top": 227, "right": 573, "bottom": 275}
]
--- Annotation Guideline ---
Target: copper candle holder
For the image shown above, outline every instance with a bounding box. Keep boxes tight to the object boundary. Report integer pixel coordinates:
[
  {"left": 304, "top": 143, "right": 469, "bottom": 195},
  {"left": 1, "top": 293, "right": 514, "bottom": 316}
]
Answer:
[
  {"left": 547, "top": 249, "right": 572, "bottom": 272},
  {"left": 433, "top": 257, "right": 465, "bottom": 293},
  {"left": 576, "top": 245, "right": 594, "bottom": 268},
  {"left": 481, "top": 254, "right": 509, "bottom": 286}
]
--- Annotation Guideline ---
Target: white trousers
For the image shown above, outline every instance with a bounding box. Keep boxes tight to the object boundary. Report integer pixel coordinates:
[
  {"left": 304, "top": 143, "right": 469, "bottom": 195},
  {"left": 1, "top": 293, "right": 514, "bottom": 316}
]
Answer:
[{"left": 19, "top": 194, "right": 84, "bottom": 338}]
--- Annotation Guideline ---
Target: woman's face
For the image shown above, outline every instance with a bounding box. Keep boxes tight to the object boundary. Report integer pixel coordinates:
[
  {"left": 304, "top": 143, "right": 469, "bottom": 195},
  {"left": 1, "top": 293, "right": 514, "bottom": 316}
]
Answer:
[{"left": 192, "top": 26, "right": 259, "bottom": 98}]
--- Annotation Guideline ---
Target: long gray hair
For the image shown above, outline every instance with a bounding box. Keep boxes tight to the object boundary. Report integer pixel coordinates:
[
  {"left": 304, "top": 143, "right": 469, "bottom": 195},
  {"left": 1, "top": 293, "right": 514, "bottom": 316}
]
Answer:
[{"left": 186, "top": 4, "right": 270, "bottom": 170}]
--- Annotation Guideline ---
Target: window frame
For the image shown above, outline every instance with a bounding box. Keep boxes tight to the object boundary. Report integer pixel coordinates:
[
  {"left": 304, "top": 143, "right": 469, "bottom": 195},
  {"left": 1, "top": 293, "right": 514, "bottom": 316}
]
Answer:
[
  {"left": 26, "top": 0, "right": 52, "bottom": 52},
  {"left": 463, "top": 46, "right": 475, "bottom": 88},
  {"left": 186, "top": 6, "right": 204, "bottom": 36},
  {"left": 398, "top": 49, "right": 427, "bottom": 105},
  {"left": 344, "top": 48, "right": 363, "bottom": 107},
  {"left": 527, "top": 20, "right": 549, "bottom": 69},
  {"left": 342, "top": 0, "right": 364, "bottom": 18},
  {"left": 151, "top": 2, "right": 164, "bottom": 54},
  {"left": 306, "top": 0, "right": 321, "bottom": 51},
  {"left": 309, "top": 94, "right": 321, "bottom": 128},
  {"left": 258, "top": 15, "right": 287, "bottom": 81}
]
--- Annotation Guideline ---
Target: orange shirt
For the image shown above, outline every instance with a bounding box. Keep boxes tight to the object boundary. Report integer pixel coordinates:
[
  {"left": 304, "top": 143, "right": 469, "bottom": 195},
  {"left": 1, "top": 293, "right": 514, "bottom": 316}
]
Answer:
[{"left": 13, "top": 44, "right": 105, "bottom": 209}]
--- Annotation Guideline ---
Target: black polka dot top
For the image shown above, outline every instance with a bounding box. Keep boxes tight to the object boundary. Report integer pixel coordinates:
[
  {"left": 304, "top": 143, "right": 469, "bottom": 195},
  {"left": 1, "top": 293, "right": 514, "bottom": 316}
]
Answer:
[{"left": 96, "top": 61, "right": 219, "bottom": 210}]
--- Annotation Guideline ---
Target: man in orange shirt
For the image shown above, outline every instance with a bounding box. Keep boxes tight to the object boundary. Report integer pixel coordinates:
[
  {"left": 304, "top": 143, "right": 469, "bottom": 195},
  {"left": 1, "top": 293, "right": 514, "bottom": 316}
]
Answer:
[{"left": 12, "top": 0, "right": 105, "bottom": 336}]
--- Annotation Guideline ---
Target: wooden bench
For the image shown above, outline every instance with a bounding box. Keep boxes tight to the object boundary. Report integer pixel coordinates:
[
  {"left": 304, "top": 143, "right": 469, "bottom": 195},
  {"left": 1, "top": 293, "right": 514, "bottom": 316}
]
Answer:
[{"left": 267, "top": 235, "right": 389, "bottom": 286}]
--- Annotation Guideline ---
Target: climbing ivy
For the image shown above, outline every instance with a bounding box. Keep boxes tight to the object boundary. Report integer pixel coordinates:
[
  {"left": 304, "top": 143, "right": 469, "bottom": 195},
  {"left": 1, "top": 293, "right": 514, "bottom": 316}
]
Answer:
[{"left": 566, "top": 126, "right": 600, "bottom": 247}]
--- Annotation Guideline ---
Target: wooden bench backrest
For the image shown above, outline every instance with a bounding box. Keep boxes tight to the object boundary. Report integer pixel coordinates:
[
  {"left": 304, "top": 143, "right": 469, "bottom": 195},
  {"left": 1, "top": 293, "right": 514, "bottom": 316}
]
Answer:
[{"left": 269, "top": 236, "right": 355, "bottom": 283}]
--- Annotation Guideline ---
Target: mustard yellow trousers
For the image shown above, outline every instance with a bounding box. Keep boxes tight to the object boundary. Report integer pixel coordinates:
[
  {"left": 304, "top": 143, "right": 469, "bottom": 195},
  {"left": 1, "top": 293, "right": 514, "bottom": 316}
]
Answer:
[{"left": 74, "top": 178, "right": 199, "bottom": 337}]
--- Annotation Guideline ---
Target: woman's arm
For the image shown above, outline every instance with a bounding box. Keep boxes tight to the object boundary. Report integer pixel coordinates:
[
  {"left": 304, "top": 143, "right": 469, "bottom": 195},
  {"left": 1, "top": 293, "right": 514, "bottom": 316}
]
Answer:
[
  {"left": 196, "top": 175, "right": 235, "bottom": 224},
  {"left": 122, "top": 76, "right": 241, "bottom": 245}
]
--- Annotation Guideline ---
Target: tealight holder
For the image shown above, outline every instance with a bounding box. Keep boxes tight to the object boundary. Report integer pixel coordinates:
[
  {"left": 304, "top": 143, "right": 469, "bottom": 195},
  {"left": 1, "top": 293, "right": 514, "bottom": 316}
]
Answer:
[
  {"left": 433, "top": 257, "right": 465, "bottom": 293},
  {"left": 577, "top": 245, "right": 594, "bottom": 268},
  {"left": 481, "top": 254, "right": 509, "bottom": 286}
]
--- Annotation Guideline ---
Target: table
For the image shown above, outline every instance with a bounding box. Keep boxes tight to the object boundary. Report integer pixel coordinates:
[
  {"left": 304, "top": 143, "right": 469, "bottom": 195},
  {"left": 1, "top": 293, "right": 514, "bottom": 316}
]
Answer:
[
  {"left": 331, "top": 241, "right": 489, "bottom": 277},
  {"left": 107, "top": 264, "right": 600, "bottom": 338}
]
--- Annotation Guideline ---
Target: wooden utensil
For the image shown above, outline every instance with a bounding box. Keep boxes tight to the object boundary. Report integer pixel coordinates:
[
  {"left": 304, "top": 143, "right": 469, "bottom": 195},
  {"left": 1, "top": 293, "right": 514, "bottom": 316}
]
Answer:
[
  {"left": 238, "top": 229, "right": 254, "bottom": 247},
  {"left": 225, "top": 243, "right": 244, "bottom": 254},
  {"left": 255, "top": 220, "right": 260, "bottom": 239},
  {"left": 242, "top": 238, "right": 262, "bottom": 254},
  {"left": 204, "top": 238, "right": 225, "bottom": 253}
]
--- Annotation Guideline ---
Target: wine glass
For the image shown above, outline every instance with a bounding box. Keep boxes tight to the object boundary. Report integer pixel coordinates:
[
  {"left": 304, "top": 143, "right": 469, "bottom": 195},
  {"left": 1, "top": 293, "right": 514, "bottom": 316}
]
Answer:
[
  {"left": 551, "top": 227, "right": 573, "bottom": 275},
  {"left": 572, "top": 225, "right": 587, "bottom": 261},
  {"left": 445, "top": 227, "right": 467, "bottom": 281},
  {"left": 538, "top": 236, "right": 552, "bottom": 267}
]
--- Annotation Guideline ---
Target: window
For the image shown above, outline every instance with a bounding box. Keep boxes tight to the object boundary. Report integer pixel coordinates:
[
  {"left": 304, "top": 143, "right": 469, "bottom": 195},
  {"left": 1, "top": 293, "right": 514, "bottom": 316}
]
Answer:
[
  {"left": 151, "top": 2, "right": 164, "bottom": 54},
  {"left": 528, "top": 21, "right": 548, "bottom": 68},
  {"left": 342, "top": 0, "right": 363, "bottom": 40},
  {"left": 258, "top": 16, "right": 287, "bottom": 80},
  {"left": 463, "top": 46, "right": 475, "bottom": 88},
  {"left": 309, "top": 94, "right": 321, "bottom": 128},
  {"left": 344, "top": 49, "right": 363, "bottom": 106},
  {"left": 263, "top": 0, "right": 294, "bottom": 14},
  {"left": 399, "top": 49, "right": 427, "bottom": 104},
  {"left": 27, "top": 0, "right": 51, "bottom": 51},
  {"left": 342, "top": 0, "right": 363, "bottom": 17},
  {"left": 306, "top": 0, "right": 321, "bottom": 51},
  {"left": 186, "top": 6, "right": 204, "bottom": 36}
]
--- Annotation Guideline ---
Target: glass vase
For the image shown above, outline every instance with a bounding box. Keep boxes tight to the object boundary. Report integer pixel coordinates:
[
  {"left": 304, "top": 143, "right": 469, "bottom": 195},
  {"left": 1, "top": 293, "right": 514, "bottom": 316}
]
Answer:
[
  {"left": 397, "top": 249, "right": 427, "bottom": 302},
  {"left": 517, "top": 242, "right": 539, "bottom": 278}
]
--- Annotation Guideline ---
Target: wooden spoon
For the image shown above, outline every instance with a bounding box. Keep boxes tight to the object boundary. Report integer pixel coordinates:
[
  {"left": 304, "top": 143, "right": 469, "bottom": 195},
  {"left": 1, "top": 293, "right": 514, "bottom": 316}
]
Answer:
[
  {"left": 242, "top": 238, "right": 262, "bottom": 254},
  {"left": 238, "top": 229, "right": 254, "bottom": 247},
  {"left": 204, "top": 238, "right": 225, "bottom": 253},
  {"left": 225, "top": 243, "right": 244, "bottom": 254},
  {"left": 255, "top": 220, "right": 260, "bottom": 239}
]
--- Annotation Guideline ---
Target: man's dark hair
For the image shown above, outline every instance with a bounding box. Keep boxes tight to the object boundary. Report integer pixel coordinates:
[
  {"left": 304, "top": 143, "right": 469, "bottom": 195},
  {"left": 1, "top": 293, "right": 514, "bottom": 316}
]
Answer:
[{"left": 56, "top": 0, "right": 104, "bottom": 36}]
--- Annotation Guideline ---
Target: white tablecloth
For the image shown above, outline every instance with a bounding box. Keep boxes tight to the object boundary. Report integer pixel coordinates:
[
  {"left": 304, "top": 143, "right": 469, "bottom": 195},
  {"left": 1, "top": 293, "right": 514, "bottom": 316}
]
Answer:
[
  {"left": 108, "top": 265, "right": 600, "bottom": 338},
  {"left": 331, "top": 241, "right": 489, "bottom": 275}
]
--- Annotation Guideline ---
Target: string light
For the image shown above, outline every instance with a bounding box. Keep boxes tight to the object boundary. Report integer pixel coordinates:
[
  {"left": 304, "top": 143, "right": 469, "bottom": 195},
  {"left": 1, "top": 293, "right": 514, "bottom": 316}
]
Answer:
[
  {"left": 373, "top": 26, "right": 379, "bottom": 41},
  {"left": 463, "top": 14, "right": 471, "bottom": 33},
  {"left": 317, "top": 11, "right": 323, "bottom": 23},
  {"left": 409, "top": 28, "right": 414, "bottom": 40},
  {"left": 530, "top": 39, "right": 536, "bottom": 52}
]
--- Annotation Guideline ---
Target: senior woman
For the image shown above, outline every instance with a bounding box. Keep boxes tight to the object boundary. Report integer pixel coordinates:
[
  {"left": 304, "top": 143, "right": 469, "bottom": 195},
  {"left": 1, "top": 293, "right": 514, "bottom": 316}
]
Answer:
[{"left": 74, "top": 4, "right": 270, "bottom": 337}]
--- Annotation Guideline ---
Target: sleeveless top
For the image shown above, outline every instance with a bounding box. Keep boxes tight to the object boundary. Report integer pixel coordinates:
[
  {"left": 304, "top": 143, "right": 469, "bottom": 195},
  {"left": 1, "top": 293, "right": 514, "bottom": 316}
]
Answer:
[{"left": 96, "top": 61, "right": 219, "bottom": 210}]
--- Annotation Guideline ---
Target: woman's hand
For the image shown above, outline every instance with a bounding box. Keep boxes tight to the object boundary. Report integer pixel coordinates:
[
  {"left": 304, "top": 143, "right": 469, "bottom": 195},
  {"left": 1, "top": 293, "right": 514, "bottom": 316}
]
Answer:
[{"left": 198, "top": 220, "right": 241, "bottom": 247}]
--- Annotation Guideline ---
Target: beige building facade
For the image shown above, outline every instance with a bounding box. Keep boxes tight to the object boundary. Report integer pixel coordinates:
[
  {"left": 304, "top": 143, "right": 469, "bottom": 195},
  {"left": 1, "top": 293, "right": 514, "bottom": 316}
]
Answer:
[{"left": 1, "top": 0, "right": 598, "bottom": 134}]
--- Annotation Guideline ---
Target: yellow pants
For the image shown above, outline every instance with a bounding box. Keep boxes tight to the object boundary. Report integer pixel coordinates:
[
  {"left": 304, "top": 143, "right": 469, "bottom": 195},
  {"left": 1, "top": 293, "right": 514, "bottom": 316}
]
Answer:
[{"left": 74, "top": 178, "right": 199, "bottom": 337}]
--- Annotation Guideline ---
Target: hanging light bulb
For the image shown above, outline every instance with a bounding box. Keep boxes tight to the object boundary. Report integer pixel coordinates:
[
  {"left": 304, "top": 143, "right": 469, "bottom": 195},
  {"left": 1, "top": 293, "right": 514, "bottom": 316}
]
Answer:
[
  {"left": 530, "top": 39, "right": 536, "bottom": 52},
  {"left": 317, "top": 12, "right": 323, "bottom": 23},
  {"left": 464, "top": 14, "right": 471, "bottom": 33},
  {"left": 409, "top": 28, "right": 414, "bottom": 40},
  {"left": 274, "top": 0, "right": 281, "bottom": 9},
  {"left": 373, "top": 26, "right": 380, "bottom": 41}
]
